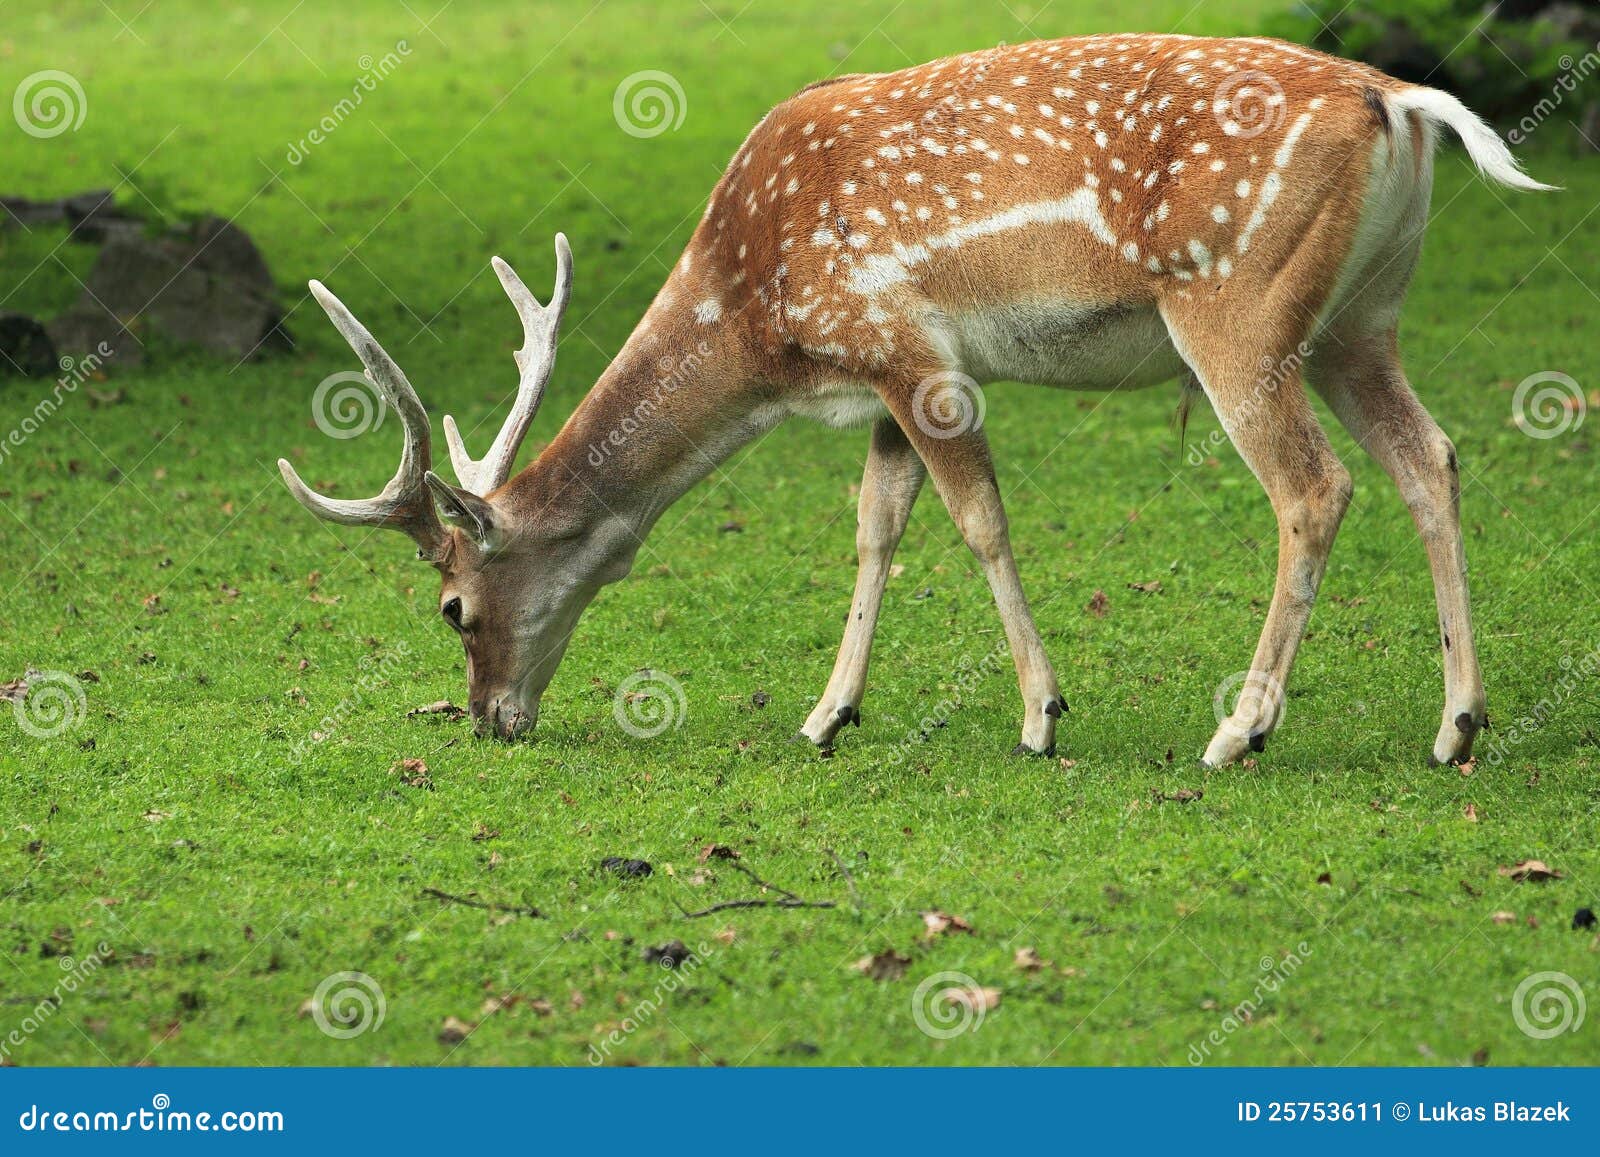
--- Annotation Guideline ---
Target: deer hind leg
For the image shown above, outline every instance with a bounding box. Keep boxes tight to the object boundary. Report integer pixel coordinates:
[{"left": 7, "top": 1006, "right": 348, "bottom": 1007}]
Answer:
[
  {"left": 1309, "top": 331, "right": 1486, "bottom": 764},
  {"left": 875, "top": 375, "right": 1065, "bottom": 756},
  {"left": 1166, "top": 314, "right": 1353, "bottom": 768},
  {"left": 800, "top": 418, "right": 926, "bottom": 749}
]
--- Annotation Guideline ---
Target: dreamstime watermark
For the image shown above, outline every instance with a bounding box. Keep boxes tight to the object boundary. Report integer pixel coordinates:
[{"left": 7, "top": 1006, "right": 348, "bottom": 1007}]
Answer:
[
  {"left": 1212, "top": 668, "right": 1287, "bottom": 745},
  {"left": 287, "top": 645, "right": 411, "bottom": 761},
  {"left": 311, "top": 370, "right": 387, "bottom": 439},
  {"left": 11, "top": 669, "right": 89, "bottom": 739},
  {"left": 911, "top": 370, "right": 985, "bottom": 439},
  {"left": 1480, "top": 645, "right": 1600, "bottom": 766},
  {"left": 612, "top": 668, "right": 687, "bottom": 738},
  {"left": 308, "top": 971, "right": 386, "bottom": 1039},
  {"left": 285, "top": 41, "right": 412, "bottom": 165},
  {"left": 1187, "top": 943, "right": 1312, "bottom": 1064},
  {"left": 587, "top": 940, "right": 715, "bottom": 1064},
  {"left": 0, "top": 344, "right": 116, "bottom": 469},
  {"left": 586, "top": 341, "right": 713, "bottom": 468},
  {"left": 0, "top": 942, "right": 111, "bottom": 1061},
  {"left": 613, "top": 70, "right": 687, "bottom": 138},
  {"left": 1512, "top": 971, "right": 1586, "bottom": 1040},
  {"left": 1186, "top": 341, "right": 1311, "bottom": 466},
  {"left": 882, "top": 638, "right": 1011, "bottom": 766},
  {"left": 911, "top": 970, "right": 991, "bottom": 1039},
  {"left": 1509, "top": 42, "right": 1600, "bottom": 145},
  {"left": 13, "top": 69, "right": 86, "bottom": 138},
  {"left": 1512, "top": 371, "right": 1584, "bottom": 439},
  {"left": 17, "top": 1095, "right": 284, "bottom": 1134},
  {"left": 1211, "top": 69, "right": 1286, "bottom": 139}
]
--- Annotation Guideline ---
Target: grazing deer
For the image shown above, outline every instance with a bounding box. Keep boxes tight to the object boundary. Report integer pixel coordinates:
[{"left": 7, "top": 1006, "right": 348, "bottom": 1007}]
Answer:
[{"left": 281, "top": 34, "right": 1549, "bottom": 766}]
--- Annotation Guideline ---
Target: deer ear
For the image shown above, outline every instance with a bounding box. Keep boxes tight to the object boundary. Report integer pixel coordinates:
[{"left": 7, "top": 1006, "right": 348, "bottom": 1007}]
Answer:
[{"left": 423, "top": 471, "right": 502, "bottom": 552}]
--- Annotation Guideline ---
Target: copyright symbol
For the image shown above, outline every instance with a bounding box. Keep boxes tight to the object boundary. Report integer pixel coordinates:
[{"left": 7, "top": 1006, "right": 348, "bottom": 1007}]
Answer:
[{"left": 1391, "top": 1102, "right": 1409, "bottom": 1121}]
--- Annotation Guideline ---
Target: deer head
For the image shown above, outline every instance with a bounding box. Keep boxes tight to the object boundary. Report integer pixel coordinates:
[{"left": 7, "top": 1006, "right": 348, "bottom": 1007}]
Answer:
[{"left": 280, "top": 235, "right": 618, "bottom": 739}]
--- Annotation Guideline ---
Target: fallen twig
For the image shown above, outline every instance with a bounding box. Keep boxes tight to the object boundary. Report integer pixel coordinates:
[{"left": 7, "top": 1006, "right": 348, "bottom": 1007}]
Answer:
[
  {"left": 824, "top": 847, "right": 862, "bottom": 911},
  {"left": 727, "top": 859, "right": 801, "bottom": 901},
  {"left": 420, "top": 887, "right": 542, "bottom": 918},
  {"left": 676, "top": 857, "right": 836, "bottom": 919},
  {"left": 677, "top": 896, "right": 836, "bottom": 917}
]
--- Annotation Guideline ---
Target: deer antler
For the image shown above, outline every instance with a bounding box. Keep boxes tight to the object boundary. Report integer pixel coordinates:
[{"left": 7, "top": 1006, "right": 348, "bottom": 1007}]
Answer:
[
  {"left": 277, "top": 281, "right": 444, "bottom": 554},
  {"left": 443, "top": 233, "right": 573, "bottom": 496}
]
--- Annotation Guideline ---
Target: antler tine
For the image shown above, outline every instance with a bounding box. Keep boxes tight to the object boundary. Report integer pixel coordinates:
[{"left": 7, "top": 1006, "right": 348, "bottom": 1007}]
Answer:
[
  {"left": 277, "top": 280, "right": 443, "bottom": 553},
  {"left": 443, "top": 233, "right": 573, "bottom": 495}
]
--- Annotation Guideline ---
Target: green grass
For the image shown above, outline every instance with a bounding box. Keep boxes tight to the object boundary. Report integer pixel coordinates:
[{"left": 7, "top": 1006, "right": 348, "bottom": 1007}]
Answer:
[{"left": 2, "top": 0, "right": 1598, "bottom": 1067}]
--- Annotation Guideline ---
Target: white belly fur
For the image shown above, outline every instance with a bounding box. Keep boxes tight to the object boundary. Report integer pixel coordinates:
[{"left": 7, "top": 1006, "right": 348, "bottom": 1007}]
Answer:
[
  {"left": 943, "top": 300, "right": 1185, "bottom": 390},
  {"left": 785, "top": 300, "right": 1184, "bottom": 430}
]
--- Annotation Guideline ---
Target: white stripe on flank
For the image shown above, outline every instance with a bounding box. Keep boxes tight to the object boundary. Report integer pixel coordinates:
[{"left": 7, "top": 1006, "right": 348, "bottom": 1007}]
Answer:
[{"left": 846, "top": 187, "right": 1118, "bottom": 295}]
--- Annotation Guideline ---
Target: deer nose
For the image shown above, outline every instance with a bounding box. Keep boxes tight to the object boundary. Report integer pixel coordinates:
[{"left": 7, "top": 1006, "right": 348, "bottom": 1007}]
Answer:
[{"left": 485, "top": 695, "right": 537, "bottom": 741}]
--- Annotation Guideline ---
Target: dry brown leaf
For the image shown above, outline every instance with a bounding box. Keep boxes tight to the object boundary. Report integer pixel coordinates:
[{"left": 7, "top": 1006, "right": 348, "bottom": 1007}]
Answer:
[
  {"left": 1152, "top": 788, "right": 1203, "bottom": 803},
  {"left": 394, "top": 758, "right": 433, "bottom": 790},
  {"left": 1014, "top": 947, "right": 1047, "bottom": 973},
  {"left": 850, "top": 949, "right": 911, "bottom": 981},
  {"left": 939, "top": 984, "right": 1002, "bottom": 1013},
  {"left": 1127, "top": 580, "right": 1163, "bottom": 594},
  {"left": 1491, "top": 911, "right": 1517, "bottom": 925},
  {"left": 1498, "top": 859, "right": 1563, "bottom": 883},
  {"left": 921, "top": 910, "right": 974, "bottom": 938},
  {"left": 408, "top": 700, "right": 467, "bottom": 721},
  {"left": 697, "top": 843, "right": 740, "bottom": 863},
  {"left": 438, "top": 1015, "right": 473, "bottom": 1044},
  {"left": 1463, "top": 802, "right": 1480, "bottom": 822},
  {"left": 1085, "top": 589, "right": 1109, "bottom": 617}
]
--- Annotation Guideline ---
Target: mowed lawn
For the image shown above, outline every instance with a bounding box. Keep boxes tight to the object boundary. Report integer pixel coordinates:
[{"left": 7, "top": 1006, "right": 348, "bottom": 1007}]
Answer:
[{"left": 2, "top": 0, "right": 1598, "bottom": 1066}]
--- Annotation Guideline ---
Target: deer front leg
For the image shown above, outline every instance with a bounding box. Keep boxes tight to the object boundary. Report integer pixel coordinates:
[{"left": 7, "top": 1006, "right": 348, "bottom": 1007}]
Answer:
[
  {"left": 878, "top": 386, "right": 1065, "bottom": 756},
  {"left": 801, "top": 418, "right": 925, "bottom": 749}
]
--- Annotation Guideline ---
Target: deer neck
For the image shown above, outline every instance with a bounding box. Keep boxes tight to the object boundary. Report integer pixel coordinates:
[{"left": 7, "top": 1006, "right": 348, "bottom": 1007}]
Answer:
[{"left": 506, "top": 283, "right": 773, "bottom": 577}]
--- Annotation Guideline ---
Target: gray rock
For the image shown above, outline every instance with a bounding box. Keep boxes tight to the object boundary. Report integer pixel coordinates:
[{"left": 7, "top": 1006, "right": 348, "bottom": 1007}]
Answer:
[
  {"left": 0, "top": 313, "right": 58, "bottom": 378},
  {"left": 48, "top": 215, "right": 290, "bottom": 361}
]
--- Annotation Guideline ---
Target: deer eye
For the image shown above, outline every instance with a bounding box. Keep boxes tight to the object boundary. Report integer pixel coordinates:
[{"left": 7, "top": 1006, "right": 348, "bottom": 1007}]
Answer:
[{"left": 442, "top": 597, "right": 463, "bottom": 628}]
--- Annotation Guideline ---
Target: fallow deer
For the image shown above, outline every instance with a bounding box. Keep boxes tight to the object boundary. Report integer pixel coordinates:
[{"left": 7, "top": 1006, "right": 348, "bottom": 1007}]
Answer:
[{"left": 281, "top": 33, "right": 1550, "bottom": 766}]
